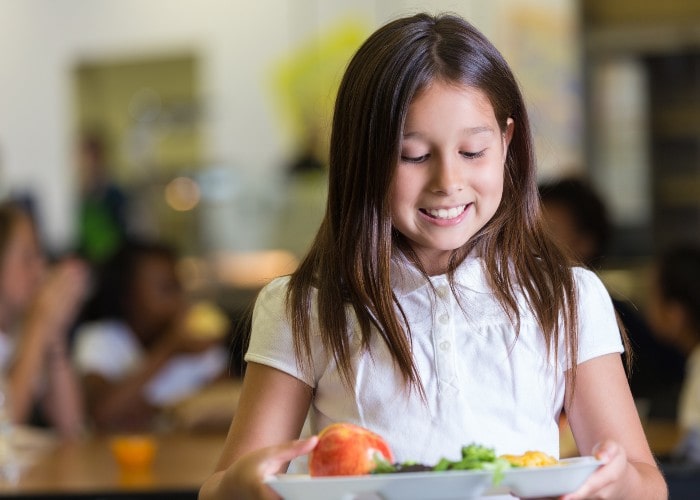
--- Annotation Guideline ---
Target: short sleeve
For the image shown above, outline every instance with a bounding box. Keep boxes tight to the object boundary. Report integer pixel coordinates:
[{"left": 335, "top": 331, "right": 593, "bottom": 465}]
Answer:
[
  {"left": 571, "top": 268, "right": 624, "bottom": 367},
  {"left": 73, "top": 321, "right": 143, "bottom": 380},
  {"left": 244, "top": 277, "right": 316, "bottom": 387},
  {"left": 144, "top": 346, "right": 228, "bottom": 406}
]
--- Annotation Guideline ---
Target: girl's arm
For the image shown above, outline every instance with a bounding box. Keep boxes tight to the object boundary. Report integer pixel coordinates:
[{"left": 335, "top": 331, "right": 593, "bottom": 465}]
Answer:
[
  {"left": 82, "top": 321, "right": 220, "bottom": 431},
  {"left": 8, "top": 260, "right": 88, "bottom": 436},
  {"left": 82, "top": 371, "right": 158, "bottom": 431},
  {"left": 564, "top": 353, "right": 667, "bottom": 500},
  {"left": 41, "top": 343, "right": 85, "bottom": 438},
  {"left": 199, "top": 361, "right": 314, "bottom": 500},
  {"left": 7, "top": 318, "right": 49, "bottom": 424}
]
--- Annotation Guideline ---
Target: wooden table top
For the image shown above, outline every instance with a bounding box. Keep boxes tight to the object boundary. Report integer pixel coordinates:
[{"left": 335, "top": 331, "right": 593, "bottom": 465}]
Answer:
[
  {"left": 0, "top": 431, "right": 226, "bottom": 497},
  {"left": 0, "top": 419, "right": 684, "bottom": 498},
  {"left": 642, "top": 419, "right": 683, "bottom": 458},
  {"left": 560, "top": 418, "right": 683, "bottom": 459}
]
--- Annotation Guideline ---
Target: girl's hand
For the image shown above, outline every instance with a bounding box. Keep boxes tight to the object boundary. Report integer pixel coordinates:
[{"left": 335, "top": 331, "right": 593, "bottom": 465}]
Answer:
[
  {"left": 161, "top": 315, "right": 221, "bottom": 355},
  {"left": 560, "top": 440, "right": 628, "bottom": 500},
  {"left": 32, "top": 258, "right": 90, "bottom": 336},
  {"left": 221, "top": 436, "right": 318, "bottom": 500}
]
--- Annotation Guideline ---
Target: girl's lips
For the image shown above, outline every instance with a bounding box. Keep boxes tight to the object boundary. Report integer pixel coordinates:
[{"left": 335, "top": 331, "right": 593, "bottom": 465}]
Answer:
[
  {"left": 419, "top": 203, "right": 471, "bottom": 226},
  {"left": 420, "top": 204, "right": 468, "bottom": 220}
]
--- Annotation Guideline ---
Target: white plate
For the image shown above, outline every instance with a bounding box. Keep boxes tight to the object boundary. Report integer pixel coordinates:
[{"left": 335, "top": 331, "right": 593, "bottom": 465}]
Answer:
[
  {"left": 500, "top": 456, "right": 603, "bottom": 498},
  {"left": 266, "top": 457, "right": 603, "bottom": 500},
  {"left": 265, "top": 469, "right": 493, "bottom": 500}
]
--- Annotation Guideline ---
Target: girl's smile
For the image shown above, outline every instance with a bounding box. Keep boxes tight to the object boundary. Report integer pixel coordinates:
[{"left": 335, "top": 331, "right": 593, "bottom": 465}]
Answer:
[
  {"left": 390, "top": 81, "right": 513, "bottom": 274},
  {"left": 418, "top": 203, "right": 471, "bottom": 227},
  {"left": 420, "top": 203, "right": 469, "bottom": 221}
]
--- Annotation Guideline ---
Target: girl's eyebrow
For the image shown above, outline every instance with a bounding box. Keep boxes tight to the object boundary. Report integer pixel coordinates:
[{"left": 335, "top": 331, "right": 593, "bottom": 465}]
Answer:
[
  {"left": 402, "top": 126, "right": 494, "bottom": 139},
  {"left": 462, "top": 126, "right": 494, "bottom": 135}
]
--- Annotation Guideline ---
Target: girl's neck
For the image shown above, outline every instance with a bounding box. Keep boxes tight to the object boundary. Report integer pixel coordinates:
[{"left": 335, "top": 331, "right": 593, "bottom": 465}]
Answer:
[
  {"left": 416, "top": 253, "right": 450, "bottom": 276},
  {"left": 401, "top": 247, "right": 456, "bottom": 277}
]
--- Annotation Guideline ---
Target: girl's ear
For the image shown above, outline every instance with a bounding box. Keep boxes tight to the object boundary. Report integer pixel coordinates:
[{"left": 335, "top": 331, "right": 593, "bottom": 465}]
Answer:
[{"left": 503, "top": 118, "right": 515, "bottom": 150}]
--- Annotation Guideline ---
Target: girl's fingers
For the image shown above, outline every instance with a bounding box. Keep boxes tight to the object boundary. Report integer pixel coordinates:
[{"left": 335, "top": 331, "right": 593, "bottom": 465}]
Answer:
[
  {"left": 258, "top": 436, "right": 319, "bottom": 476},
  {"left": 560, "top": 441, "right": 624, "bottom": 500},
  {"left": 226, "top": 437, "right": 319, "bottom": 500}
]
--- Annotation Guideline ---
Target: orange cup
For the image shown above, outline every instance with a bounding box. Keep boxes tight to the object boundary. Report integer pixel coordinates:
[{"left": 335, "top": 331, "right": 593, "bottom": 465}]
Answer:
[{"left": 109, "top": 435, "right": 158, "bottom": 472}]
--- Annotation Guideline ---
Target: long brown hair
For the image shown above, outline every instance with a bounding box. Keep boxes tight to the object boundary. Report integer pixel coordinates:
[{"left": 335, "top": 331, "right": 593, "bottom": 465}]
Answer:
[
  {"left": 287, "top": 13, "right": 613, "bottom": 397},
  {"left": 0, "top": 201, "right": 29, "bottom": 263}
]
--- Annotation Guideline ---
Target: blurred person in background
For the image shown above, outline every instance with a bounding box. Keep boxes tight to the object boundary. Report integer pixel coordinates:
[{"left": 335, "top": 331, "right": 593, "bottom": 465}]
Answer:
[
  {"left": 73, "top": 240, "right": 230, "bottom": 432},
  {"left": 0, "top": 201, "right": 89, "bottom": 439},
  {"left": 76, "top": 132, "right": 128, "bottom": 265},
  {"left": 646, "top": 243, "right": 700, "bottom": 460},
  {"left": 285, "top": 126, "right": 325, "bottom": 178},
  {"left": 539, "top": 176, "right": 685, "bottom": 419}
]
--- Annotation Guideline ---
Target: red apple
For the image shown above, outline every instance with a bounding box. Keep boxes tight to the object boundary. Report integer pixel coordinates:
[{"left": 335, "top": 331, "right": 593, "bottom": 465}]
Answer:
[{"left": 309, "top": 422, "right": 394, "bottom": 476}]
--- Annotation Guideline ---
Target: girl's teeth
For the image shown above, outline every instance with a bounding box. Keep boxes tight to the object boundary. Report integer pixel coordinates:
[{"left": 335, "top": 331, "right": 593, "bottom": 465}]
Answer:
[{"left": 426, "top": 205, "right": 466, "bottom": 220}]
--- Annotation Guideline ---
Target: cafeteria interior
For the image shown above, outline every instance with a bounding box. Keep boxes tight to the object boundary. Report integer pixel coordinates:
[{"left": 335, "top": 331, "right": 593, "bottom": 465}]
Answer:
[{"left": 0, "top": 0, "right": 699, "bottom": 498}]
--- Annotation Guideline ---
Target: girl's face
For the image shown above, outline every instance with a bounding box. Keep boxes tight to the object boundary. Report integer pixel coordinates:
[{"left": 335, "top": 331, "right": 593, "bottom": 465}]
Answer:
[
  {"left": 128, "top": 254, "right": 185, "bottom": 343},
  {"left": 391, "top": 81, "right": 513, "bottom": 274},
  {"left": 646, "top": 267, "right": 684, "bottom": 348},
  {"left": 0, "top": 215, "right": 45, "bottom": 324}
]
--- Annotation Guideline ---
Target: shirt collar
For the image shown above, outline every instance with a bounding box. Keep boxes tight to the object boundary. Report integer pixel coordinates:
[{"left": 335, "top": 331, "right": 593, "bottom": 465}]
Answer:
[{"left": 390, "top": 253, "right": 492, "bottom": 297}]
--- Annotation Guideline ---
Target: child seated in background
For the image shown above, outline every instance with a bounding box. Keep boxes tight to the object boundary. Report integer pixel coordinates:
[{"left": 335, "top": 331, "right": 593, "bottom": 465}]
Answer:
[
  {"left": 539, "top": 176, "right": 685, "bottom": 419},
  {"left": 73, "top": 240, "right": 230, "bottom": 432},
  {"left": 0, "top": 201, "right": 89, "bottom": 439},
  {"left": 646, "top": 243, "right": 700, "bottom": 460}
]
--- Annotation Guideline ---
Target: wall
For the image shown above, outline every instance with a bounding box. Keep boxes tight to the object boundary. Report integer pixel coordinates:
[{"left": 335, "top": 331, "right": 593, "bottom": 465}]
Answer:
[{"left": 0, "top": 0, "right": 579, "bottom": 252}]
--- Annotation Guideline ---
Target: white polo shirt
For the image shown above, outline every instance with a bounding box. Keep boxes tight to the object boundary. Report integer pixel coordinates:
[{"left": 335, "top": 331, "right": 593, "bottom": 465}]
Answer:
[
  {"left": 73, "top": 320, "right": 227, "bottom": 406},
  {"left": 246, "top": 255, "right": 623, "bottom": 466}
]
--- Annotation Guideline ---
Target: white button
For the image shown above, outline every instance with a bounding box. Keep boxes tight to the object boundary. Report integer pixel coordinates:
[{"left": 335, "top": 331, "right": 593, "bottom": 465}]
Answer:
[
  {"left": 439, "top": 341, "right": 451, "bottom": 351},
  {"left": 436, "top": 286, "right": 448, "bottom": 299},
  {"left": 438, "top": 314, "right": 449, "bottom": 325}
]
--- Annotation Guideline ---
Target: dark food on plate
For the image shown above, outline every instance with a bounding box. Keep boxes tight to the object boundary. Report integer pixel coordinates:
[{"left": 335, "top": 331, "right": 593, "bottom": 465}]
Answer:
[{"left": 373, "top": 443, "right": 512, "bottom": 484}]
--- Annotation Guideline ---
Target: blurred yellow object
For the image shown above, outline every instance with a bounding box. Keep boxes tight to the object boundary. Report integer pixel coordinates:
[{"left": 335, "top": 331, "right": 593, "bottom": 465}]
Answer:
[
  {"left": 212, "top": 250, "right": 299, "bottom": 289},
  {"left": 500, "top": 450, "right": 558, "bottom": 467},
  {"left": 110, "top": 435, "right": 158, "bottom": 472},
  {"left": 185, "top": 301, "right": 230, "bottom": 340}
]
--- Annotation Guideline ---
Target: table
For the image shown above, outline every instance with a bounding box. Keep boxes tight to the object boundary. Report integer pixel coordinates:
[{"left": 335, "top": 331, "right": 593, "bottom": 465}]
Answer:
[
  {"left": 1, "top": 420, "right": 687, "bottom": 499},
  {"left": 560, "top": 418, "right": 683, "bottom": 459},
  {"left": 641, "top": 419, "right": 683, "bottom": 458},
  {"left": 0, "top": 432, "right": 226, "bottom": 499}
]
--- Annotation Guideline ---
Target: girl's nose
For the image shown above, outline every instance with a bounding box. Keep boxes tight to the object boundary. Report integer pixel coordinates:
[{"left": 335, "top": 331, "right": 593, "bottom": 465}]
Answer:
[{"left": 430, "top": 155, "right": 464, "bottom": 195}]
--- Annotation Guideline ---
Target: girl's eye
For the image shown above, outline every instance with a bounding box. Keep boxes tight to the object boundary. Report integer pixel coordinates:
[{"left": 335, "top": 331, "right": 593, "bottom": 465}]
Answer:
[
  {"left": 401, "top": 154, "right": 429, "bottom": 163},
  {"left": 461, "top": 150, "right": 486, "bottom": 159}
]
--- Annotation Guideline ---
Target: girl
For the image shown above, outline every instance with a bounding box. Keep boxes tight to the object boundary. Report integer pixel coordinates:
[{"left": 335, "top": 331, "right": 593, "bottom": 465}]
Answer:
[
  {"left": 200, "top": 13, "right": 666, "bottom": 499},
  {"left": 0, "top": 201, "right": 88, "bottom": 438},
  {"left": 73, "top": 240, "right": 228, "bottom": 431}
]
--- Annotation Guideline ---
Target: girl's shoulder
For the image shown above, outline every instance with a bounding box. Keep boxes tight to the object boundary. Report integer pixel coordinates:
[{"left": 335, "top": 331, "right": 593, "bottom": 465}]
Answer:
[
  {"left": 253, "top": 275, "right": 300, "bottom": 320},
  {"left": 74, "top": 319, "right": 132, "bottom": 340},
  {"left": 257, "top": 275, "right": 293, "bottom": 303},
  {"left": 567, "top": 266, "right": 618, "bottom": 322},
  {"left": 571, "top": 265, "right": 611, "bottom": 298},
  {"left": 73, "top": 320, "right": 142, "bottom": 368},
  {"left": 459, "top": 256, "right": 611, "bottom": 306}
]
